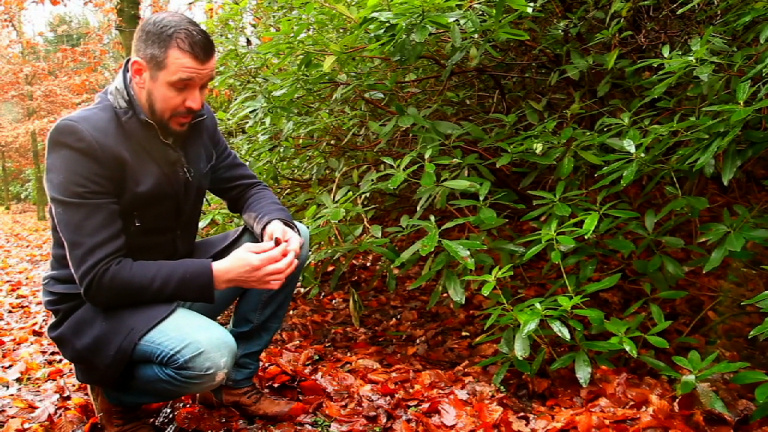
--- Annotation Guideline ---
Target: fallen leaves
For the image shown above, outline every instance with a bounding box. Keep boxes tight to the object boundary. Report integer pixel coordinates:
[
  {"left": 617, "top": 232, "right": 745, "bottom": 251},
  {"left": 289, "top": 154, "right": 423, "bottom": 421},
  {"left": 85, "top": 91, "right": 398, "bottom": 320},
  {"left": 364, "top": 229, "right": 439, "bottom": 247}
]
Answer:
[
  {"left": 0, "top": 213, "right": 89, "bottom": 431},
  {"left": 3, "top": 211, "right": 768, "bottom": 431}
]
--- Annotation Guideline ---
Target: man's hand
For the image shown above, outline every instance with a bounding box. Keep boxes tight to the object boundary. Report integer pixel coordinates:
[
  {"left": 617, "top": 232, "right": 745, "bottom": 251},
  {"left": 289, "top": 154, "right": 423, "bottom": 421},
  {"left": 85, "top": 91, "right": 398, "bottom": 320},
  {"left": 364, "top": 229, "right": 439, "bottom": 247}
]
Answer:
[
  {"left": 262, "top": 220, "right": 302, "bottom": 258},
  {"left": 211, "top": 241, "right": 297, "bottom": 290}
]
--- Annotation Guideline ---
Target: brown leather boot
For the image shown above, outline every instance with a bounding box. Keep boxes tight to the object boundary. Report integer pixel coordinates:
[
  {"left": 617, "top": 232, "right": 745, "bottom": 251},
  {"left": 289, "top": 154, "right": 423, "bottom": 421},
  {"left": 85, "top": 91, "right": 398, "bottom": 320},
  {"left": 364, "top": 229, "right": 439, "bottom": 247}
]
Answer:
[
  {"left": 88, "top": 386, "right": 157, "bottom": 432},
  {"left": 197, "top": 384, "right": 305, "bottom": 420}
]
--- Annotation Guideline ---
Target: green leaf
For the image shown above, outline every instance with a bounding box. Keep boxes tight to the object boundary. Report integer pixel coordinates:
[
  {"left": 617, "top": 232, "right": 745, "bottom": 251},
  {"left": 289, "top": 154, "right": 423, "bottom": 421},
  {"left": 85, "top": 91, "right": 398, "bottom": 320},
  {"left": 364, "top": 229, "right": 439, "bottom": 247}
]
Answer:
[
  {"left": 557, "top": 155, "right": 574, "bottom": 178},
  {"left": 724, "top": 232, "right": 745, "bottom": 251},
  {"left": 660, "top": 236, "right": 686, "bottom": 249},
  {"left": 732, "top": 107, "right": 754, "bottom": 122},
  {"left": 757, "top": 382, "right": 768, "bottom": 403},
  {"left": 419, "top": 228, "right": 439, "bottom": 255},
  {"left": 661, "top": 255, "right": 684, "bottom": 279},
  {"left": 492, "top": 361, "right": 511, "bottom": 387},
  {"left": 576, "top": 149, "right": 604, "bottom": 165},
  {"left": 696, "top": 383, "right": 730, "bottom": 415},
  {"left": 433, "top": 121, "right": 462, "bottom": 135},
  {"left": 622, "top": 337, "right": 638, "bottom": 357},
  {"left": 573, "top": 308, "right": 605, "bottom": 321},
  {"left": 732, "top": 371, "right": 768, "bottom": 385},
  {"left": 414, "top": 24, "right": 430, "bottom": 42},
  {"left": 389, "top": 172, "right": 406, "bottom": 189},
  {"left": 420, "top": 170, "right": 436, "bottom": 187},
  {"left": 554, "top": 202, "right": 571, "bottom": 216},
  {"left": 443, "top": 269, "right": 465, "bottom": 304},
  {"left": 548, "top": 319, "right": 571, "bottom": 341},
  {"left": 479, "top": 207, "right": 497, "bottom": 225},
  {"left": 442, "top": 239, "right": 475, "bottom": 270},
  {"left": 322, "top": 55, "right": 337, "bottom": 72},
  {"left": 679, "top": 374, "right": 697, "bottom": 395},
  {"left": 523, "top": 242, "right": 547, "bottom": 261},
  {"left": 393, "top": 241, "right": 422, "bottom": 267},
  {"left": 621, "top": 160, "right": 638, "bottom": 187},
  {"left": 514, "top": 331, "right": 530, "bottom": 359},
  {"left": 551, "top": 249, "right": 561, "bottom": 263},
  {"left": 704, "top": 244, "right": 728, "bottom": 272},
  {"left": 673, "top": 356, "right": 692, "bottom": 371},
  {"left": 606, "top": 210, "right": 641, "bottom": 218},
  {"left": 644, "top": 209, "right": 657, "bottom": 234},
  {"left": 605, "top": 48, "right": 620, "bottom": 70},
  {"left": 655, "top": 290, "right": 689, "bottom": 299},
  {"left": 551, "top": 352, "right": 576, "bottom": 370},
  {"left": 329, "top": 207, "right": 346, "bottom": 222},
  {"left": 582, "top": 212, "right": 599, "bottom": 237},
  {"left": 736, "top": 81, "right": 751, "bottom": 104},
  {"left": 640, "top": 355, "right": 680, "bottom": 377},
  {"left": 582, "top": 341, "right": 621, "bottom": 351},
  {"left": 744, "top": 292, "right": 768, "bottom": 305},
  {"left": 582, "top": 274, "right": 622, "bottom": 294},
  {"left": 604, "top": 238, "right": 636, "bottom": 255},
  {"left": 646, "top": 335, "right": 670, "bottom": 348},
  {"left": 519, "top": 317, "right": 540, "bottom": 337},
  {"left": 575, "top": 351, "right": 592, "bottom": 387},
  {"left": 442, "top": 179, "right": 477, "bottom": 190},
  {"left": 606, "top": 138, "right": 636, "bottom": 153},
  {"left": 499, "top": 327, "right": 515, "bottom": 355},
  {"left": 750, "top": 321, "right": 768, "bottom": 339}
]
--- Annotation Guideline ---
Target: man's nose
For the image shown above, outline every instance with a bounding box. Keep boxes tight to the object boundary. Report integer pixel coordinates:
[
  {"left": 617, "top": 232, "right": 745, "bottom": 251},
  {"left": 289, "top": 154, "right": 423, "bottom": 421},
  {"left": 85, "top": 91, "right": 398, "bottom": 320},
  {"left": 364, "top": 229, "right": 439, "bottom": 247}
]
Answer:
[{"left": 185, "top": 90, "right": 204, "bottom": 111}]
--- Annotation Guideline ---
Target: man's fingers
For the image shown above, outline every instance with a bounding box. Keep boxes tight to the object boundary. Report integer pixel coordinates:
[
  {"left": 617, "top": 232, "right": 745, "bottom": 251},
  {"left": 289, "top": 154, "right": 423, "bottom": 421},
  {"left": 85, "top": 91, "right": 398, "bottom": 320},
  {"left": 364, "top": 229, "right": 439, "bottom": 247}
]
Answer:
[
  {"left": 260, "top": 251, "right": 297, "bottom": 277},
  {"left": 239, "top": 241, "right": 277, "bottom": 254}
]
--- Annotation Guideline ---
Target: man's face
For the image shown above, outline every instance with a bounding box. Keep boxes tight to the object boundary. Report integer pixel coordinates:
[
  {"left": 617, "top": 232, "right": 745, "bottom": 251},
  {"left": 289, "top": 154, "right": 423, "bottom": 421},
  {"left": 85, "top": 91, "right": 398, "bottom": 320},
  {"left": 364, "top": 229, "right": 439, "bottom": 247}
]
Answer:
[{"left": 133, "top": 48, "right": 216, "bottom": 138}]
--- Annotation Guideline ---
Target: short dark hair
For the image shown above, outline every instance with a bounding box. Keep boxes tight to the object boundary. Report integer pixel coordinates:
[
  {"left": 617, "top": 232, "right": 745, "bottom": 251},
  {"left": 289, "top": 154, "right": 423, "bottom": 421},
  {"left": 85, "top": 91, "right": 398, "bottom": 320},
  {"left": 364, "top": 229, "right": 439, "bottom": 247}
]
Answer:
[{"left": 132, "top": 11, "right": 215, "bottom": 73}]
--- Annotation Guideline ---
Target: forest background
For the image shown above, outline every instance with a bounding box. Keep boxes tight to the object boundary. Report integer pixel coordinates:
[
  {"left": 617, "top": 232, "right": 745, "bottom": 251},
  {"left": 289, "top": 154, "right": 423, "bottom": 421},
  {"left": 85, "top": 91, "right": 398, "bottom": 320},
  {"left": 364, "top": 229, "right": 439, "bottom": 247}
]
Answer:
[{"left": 3, "top": 0, "right": 768, "bottom": 430}]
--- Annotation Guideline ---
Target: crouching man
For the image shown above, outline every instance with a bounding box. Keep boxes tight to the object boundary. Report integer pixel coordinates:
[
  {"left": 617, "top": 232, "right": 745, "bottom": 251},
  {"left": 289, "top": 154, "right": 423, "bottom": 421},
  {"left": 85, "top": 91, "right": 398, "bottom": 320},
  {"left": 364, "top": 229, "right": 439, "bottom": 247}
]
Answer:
[{"left": 43, "top": 11, "right": 308, "bottom": 432}]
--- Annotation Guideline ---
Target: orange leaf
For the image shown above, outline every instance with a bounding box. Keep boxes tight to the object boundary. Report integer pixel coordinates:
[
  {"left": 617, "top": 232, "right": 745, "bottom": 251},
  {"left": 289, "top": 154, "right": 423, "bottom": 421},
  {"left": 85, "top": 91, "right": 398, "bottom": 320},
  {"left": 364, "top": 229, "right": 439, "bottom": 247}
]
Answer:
[
  {"left": 323, "top": 400, "right": 343, "bottom": 418},
  {"left": 263, "top": 365, "right": 284, "bottom": 379}
]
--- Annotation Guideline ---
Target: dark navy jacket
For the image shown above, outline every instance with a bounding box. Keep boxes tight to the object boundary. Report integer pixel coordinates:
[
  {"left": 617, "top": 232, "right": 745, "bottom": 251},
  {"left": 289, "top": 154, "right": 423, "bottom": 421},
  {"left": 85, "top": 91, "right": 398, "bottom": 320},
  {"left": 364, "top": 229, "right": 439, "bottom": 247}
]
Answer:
[{"left": 43, "top": 61, "right": 294, "bottom": 387}]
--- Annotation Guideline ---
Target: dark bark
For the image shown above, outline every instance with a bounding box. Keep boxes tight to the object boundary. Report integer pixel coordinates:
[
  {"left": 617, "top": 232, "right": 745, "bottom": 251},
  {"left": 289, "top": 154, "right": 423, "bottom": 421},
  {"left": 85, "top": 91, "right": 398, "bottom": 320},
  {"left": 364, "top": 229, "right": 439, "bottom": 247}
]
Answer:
[
  {"left": 30, "top": 130, "right": 46, "bottom": 221},
  {"left": 116, "top": 0, "right": 141, "bottom": 57}
]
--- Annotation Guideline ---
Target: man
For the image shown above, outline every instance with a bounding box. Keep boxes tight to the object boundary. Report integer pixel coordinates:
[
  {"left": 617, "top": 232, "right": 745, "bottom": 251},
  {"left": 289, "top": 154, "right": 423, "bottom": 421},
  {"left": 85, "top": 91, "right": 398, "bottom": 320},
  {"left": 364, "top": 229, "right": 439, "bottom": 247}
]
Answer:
[{"left": 43, "top": 12, "right": 309, "bottom": 432}]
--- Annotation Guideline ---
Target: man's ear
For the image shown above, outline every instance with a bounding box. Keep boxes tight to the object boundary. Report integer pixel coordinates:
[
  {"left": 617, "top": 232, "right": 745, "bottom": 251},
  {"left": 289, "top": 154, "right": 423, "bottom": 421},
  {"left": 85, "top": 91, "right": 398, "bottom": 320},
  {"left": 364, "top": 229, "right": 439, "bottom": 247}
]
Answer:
[{"left": 129, "top": 58, "right": 150, "bottom": 89}]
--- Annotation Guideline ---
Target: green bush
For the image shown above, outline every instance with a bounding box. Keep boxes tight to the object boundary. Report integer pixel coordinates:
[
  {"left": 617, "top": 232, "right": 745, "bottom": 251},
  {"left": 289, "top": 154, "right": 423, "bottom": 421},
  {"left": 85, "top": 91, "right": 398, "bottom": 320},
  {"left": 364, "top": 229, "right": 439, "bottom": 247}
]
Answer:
[{"left": 207, "top": 0, "right": 768, "bottom": 416}]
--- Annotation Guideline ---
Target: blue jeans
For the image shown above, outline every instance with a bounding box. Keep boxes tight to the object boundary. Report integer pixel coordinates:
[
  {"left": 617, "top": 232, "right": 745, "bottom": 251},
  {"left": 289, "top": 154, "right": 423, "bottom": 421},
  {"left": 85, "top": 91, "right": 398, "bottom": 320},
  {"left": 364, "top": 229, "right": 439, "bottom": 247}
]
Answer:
[{"left": 104, "top": 223, "right": 310, "bottom": 406}]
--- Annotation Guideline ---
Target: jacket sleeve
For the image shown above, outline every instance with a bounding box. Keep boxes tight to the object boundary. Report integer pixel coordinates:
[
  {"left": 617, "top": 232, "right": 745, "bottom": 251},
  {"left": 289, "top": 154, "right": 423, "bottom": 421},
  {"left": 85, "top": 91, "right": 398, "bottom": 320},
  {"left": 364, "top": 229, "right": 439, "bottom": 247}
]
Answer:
[
  {"left": 205, "top": 114, "right": 296, "bottom": 236},
  {"left": 45, "top": 119, "right": 216, "bottom": 309}
]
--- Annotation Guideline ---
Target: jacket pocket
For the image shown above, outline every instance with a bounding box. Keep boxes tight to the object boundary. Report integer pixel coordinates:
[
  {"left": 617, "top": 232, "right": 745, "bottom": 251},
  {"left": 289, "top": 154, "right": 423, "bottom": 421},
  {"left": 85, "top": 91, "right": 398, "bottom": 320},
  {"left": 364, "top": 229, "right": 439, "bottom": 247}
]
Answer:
[{"left": 125, "top": 209, "right": 177, "bottom": 260}]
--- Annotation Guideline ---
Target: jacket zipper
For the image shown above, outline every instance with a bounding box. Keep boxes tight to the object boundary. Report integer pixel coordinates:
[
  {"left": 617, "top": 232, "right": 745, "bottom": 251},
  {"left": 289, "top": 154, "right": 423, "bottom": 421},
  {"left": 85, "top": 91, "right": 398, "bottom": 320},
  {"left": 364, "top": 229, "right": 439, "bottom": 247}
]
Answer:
[{"left": 143, "top": 116, "right": 206, "bottom": 182}]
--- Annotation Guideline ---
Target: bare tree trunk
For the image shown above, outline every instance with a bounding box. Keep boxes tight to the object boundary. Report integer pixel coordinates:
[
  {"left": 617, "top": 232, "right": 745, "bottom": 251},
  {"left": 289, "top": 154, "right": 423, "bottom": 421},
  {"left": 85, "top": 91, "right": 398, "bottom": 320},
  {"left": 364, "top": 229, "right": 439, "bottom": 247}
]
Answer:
[
  {"left": 30, "top": 130, "right": 46, "bottom": 221},
  {"left": 1, "top": 150, "right": 9, "bottom": 211},
  {"left": 116, "top": 0, "right": 141, "bottom": 57}
]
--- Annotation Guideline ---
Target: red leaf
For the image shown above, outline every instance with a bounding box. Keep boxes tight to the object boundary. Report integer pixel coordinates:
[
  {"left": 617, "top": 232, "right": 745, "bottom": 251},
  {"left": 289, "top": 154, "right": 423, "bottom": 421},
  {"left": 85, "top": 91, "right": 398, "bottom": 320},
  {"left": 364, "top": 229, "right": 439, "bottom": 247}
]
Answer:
[{"left": 299, "top": 379, "right": 326, "bottom": 396}]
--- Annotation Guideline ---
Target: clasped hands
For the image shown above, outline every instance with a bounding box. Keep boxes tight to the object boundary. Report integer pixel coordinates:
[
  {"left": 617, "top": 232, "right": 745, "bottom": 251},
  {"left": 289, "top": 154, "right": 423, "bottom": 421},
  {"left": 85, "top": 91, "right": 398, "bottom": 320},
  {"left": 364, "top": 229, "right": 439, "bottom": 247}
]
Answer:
[{"left": 211, "top": 220, "right": 302, "bottom": 291}]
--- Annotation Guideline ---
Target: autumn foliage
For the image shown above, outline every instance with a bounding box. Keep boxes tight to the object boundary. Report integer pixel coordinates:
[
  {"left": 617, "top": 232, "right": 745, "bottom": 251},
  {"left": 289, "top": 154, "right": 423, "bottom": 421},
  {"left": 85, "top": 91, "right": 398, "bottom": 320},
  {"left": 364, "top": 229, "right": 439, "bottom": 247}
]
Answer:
[{"left": 0, "top": 16, "right": 114, "bottom": 170}]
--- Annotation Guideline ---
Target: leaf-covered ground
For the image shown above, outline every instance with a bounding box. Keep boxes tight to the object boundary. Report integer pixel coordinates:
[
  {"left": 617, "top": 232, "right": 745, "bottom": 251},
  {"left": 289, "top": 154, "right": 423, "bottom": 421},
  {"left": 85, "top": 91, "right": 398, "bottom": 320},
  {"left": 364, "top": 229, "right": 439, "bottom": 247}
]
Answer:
[{"left": 2, "top": 210, "right": 768, "bottom": 432}]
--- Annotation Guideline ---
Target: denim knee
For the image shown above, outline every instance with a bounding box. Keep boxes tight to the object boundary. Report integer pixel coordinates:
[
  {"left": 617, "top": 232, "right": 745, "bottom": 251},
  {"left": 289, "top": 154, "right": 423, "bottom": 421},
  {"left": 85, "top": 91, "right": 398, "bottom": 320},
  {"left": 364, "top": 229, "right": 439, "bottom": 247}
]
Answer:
[
  {"left": 165, "top": 324, "right": 237, "bottom": 393},
  {"left": 184, "top": 334, "right": 236, "bottom": 391}
]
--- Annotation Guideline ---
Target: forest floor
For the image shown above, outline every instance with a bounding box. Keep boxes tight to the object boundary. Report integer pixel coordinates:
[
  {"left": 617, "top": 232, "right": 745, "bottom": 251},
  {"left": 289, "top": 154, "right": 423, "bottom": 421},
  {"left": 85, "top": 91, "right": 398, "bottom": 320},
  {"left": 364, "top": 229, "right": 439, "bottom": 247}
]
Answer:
[{"left": 3, "top": 209, "right": 768, "bottom": 432}]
